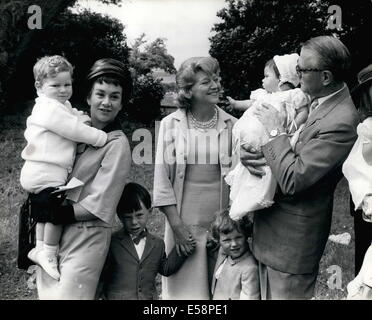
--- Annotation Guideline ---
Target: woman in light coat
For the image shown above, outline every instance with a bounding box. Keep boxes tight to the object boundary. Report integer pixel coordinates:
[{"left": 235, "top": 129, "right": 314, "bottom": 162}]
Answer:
[{"left": 153, "top": 56, "right": 236, "bottom": 299}]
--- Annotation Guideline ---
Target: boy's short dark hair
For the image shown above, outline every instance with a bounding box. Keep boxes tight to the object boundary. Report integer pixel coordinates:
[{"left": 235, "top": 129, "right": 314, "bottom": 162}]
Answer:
[
  {"left": 116, "top": 182, "right": 152, "bottom": 218},
  {"left": 211, "top": 209, "right": 252, "bottom": 242}
]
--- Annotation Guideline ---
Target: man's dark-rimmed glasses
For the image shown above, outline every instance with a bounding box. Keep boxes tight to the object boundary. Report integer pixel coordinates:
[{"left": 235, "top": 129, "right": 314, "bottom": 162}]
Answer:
[{"left": 296, "top": 65, "right": 326, "bottom": 76}]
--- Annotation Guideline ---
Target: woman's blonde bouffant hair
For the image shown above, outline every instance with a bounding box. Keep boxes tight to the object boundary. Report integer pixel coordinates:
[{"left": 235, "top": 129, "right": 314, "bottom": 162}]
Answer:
[{"left": 175, "top": 56, "right": 220, "bottom": 110}]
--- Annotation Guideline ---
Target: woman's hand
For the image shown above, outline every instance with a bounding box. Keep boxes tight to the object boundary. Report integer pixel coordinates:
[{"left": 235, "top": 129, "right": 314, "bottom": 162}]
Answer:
[
  {"left": 172, "top": 222, "right": 196, "bottom": 257},
  {"left": 240, "top": 144, "right": 266, "bottom": 177},
  {"left": 160, "top": 205, "right": 196, "bottom": 256}
]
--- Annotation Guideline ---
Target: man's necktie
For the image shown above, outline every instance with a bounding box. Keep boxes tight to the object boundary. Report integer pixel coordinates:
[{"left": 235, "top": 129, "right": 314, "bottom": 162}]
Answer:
[
  {"left": 132, "top": 230, "right": 147, "bottom": 245},
  {"left": 309, "top": 98, "right": 319, "bottom": 115},
  {"left": 294, "top": 98, "right": 319, "bottom": 144}
]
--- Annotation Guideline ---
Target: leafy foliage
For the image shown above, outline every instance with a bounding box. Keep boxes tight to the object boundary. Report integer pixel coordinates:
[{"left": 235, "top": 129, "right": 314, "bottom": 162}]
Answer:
[
  {"left": 7, "top": 8, "right": 130, "bottom": 104},
  {"left": 129, "top": 33, "right": 176, "bottom": 75},
  {"left": 0, "top": 0, "right": 76, "bottom": 111},
  {"left": 323, "top": 0, "right": 372, "bottom": 83},
  {"left": 5, "top": 6, "right": 174, "bottom": 124},
  {"left": 209, "top": 0, "right": 372, "bottom": 99},
  {"left": 127, "top": 74, "right": 165, "bottom": 125}
]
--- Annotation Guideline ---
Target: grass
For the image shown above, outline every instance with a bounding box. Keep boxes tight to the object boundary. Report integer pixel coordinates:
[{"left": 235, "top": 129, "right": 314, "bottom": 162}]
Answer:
[{"left": 0, "top": 105, "right": 354, "bottom": 300}]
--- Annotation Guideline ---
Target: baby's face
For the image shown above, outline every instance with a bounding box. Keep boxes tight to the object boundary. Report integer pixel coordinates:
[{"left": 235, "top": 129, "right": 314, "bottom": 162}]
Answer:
[
  {"left": 37, "top": 71, "right": 72, "bottom": 104},
  {"left": 262, "top": 66, "right": 280, "bottom": 93},
  {"left": 219, "top": 229, "right": 248, "bottom": 260}
]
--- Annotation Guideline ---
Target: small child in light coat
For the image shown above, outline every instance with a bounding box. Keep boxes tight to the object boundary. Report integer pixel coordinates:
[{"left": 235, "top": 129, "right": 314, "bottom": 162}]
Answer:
[{"left": 209, "top": 209, "right": 260, "bottom": 300}]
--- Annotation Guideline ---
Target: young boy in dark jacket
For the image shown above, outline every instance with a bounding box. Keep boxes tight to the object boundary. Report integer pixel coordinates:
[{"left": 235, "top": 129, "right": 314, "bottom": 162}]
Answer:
[{"left": 98, "top": 183, "right": 195, "bottom": 300}]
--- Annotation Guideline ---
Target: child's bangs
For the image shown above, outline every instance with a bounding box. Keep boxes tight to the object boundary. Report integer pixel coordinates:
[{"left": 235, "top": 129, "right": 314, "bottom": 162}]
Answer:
[
  {"left": 125, "top": 195, "right": 144, "bottom": 213},
  {"left": 219, "top": 219, "right": 238, "bottom": 235}
]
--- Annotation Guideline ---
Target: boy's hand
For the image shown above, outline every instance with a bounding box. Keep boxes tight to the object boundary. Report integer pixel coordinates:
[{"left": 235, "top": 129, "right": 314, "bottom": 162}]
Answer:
[
  {"left": 106, "top": 131, "right": 122, "bottom": 144},
  {"left": 206, "top": 232, "right": 219, "bottom": 251},
  {"left": 182, "top": 239, "right": 196, "bottom": 257}
]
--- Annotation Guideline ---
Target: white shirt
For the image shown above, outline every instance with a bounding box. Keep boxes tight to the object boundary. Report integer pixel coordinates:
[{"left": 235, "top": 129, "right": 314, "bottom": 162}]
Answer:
[{"left": 131, "top": 235, "right": 146, "bottom": 259}]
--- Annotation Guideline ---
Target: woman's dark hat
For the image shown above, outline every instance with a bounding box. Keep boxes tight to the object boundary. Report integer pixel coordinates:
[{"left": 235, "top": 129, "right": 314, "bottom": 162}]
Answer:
[
  {"left": 86, "top": 58, "right": 132, "bottom": 101},
  {"left": 86, "top": 58, "right": 128, "bottom": 82},
  {"left": 352, "top": 63, "right": 372, "bottom": 95}
]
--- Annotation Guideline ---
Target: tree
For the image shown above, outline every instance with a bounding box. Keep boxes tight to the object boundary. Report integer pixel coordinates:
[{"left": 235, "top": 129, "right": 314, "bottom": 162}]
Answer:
[
  {"left": 209, "top": 0, "right": 372, "bottom": 100},
  {"left": 322, "top": 0, "right": 372, "bottom": 81},
  {"left": 129, "top": 33, "right": 176, "bottom": 75},
  {"left": 127, "top": 73, "right": 164, "bottom": 125},
  {"left": 0, "top": 0, "right": 124, "bottom": 112},
  {"left": 5, "top": 6, "right": 167, "bottom": 124},
  {"left": 6, "top": 8, "right": 130, "bottom": 104}
]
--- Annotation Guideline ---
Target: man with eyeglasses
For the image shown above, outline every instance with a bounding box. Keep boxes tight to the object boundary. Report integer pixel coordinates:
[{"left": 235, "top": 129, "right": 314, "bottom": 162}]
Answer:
[{"left": 240, "top": 35, "right": 359, "bottom": 299}]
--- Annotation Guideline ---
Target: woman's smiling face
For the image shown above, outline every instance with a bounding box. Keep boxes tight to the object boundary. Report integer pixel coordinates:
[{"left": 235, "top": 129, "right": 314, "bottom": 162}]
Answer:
[
  {"left": 87, "top": 81, "right": 123, "bottom": 129},
  {"left": 190, "top": 70, "right": 221, "bottom": 106}
]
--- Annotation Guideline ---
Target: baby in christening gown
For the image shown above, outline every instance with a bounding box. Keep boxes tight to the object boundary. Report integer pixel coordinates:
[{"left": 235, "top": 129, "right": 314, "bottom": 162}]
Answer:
[{"left": 225, "top": 53, "right": 310, "bottom": 220}]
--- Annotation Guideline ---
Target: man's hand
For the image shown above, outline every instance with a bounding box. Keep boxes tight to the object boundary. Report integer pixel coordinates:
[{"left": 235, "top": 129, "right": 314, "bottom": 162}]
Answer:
[
  {"left": 253, "top": 102, "right": 287, "bottom": 134},
  {"left": 240, "top": 144, "right": 266, "bottom": 177}
]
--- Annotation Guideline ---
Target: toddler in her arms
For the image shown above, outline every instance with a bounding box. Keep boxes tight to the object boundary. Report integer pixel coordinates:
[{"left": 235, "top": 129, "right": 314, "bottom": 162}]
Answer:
[
  {"left": 225, "top": 53, "right": 310, "bottom": 220},
  {"left": 20, "top": 55, "right": 108, "bottom": 280},
  {"left": 210, "top": 209, "right": 259, "bottom": 300}
]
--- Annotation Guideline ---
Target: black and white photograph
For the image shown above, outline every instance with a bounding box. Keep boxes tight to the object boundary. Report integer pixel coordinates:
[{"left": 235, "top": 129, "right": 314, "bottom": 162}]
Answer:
[{"left": 1, "top": 0, "right": 372, "bottom": 306}]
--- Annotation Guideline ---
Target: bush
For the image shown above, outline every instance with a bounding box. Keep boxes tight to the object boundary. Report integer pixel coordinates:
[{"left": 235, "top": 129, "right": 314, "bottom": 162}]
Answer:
[
  {"left": 209, "top": 0, "right": 372, "bottom": 99},
  {"left": 126, "top": 73, "right": 164, "bottom": 125},
  {"left": 6, "top": 8, "right": 130, "bottom": 105}
]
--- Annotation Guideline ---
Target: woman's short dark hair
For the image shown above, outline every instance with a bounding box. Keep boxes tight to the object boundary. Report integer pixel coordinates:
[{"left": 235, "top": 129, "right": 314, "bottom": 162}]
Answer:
[
  {"left": 211, "top": 209, "right": 252, "bottom": 242},
  {"left": 116, "top": 183, "right": 152, "bottom": 217}
]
